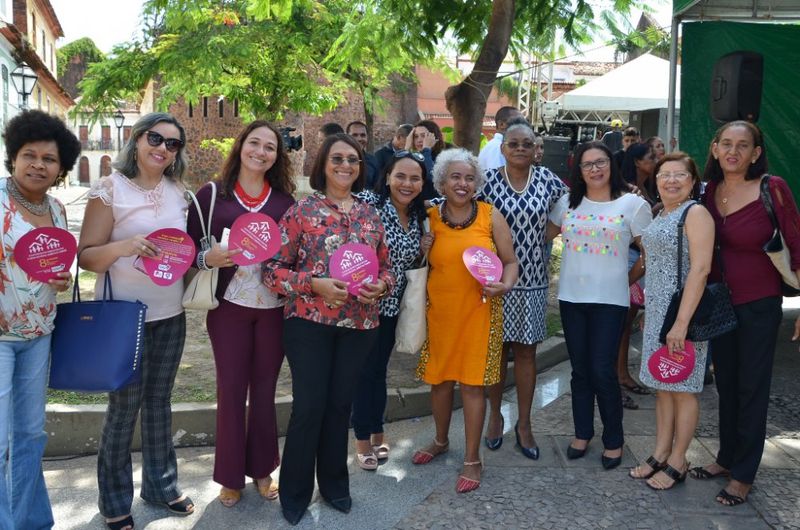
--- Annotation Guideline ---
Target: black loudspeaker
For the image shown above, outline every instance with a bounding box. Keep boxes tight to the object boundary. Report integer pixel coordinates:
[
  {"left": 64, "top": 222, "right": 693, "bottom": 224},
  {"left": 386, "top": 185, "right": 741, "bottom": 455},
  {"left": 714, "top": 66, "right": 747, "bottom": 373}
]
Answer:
[
  {"left": 710, "top": 51, "right": 764, "bottom": 123},
  {"left": 542, "top": 136, "right": 570, "bottom": 181}
]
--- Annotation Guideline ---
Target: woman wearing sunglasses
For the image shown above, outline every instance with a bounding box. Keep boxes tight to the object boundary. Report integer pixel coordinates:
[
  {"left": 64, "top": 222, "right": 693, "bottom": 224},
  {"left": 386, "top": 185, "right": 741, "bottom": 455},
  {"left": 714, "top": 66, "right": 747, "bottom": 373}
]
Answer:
[
  {"left": 547, "top": 141, "right": 652, "bottom": 470},
  {"left": 186, "top": 121, "right": 295, "bottom": 507},
  {"left": 350, "top": 151, "right": 433, "bottom": 470},
  {"left": 483, "top": 122, "right": 568, "bottom": 460},
  {"left": 264, "top": 133, "right": 394, "bottom": 525},
  {"left": 79, "top": 113, "right": 193, "bottom": 530}
]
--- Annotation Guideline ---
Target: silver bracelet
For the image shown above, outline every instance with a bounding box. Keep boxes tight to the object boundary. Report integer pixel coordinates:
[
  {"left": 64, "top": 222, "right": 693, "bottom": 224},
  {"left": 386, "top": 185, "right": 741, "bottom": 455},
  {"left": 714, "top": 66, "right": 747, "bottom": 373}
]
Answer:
[{"left": 197, "top": 249, "right": 212, "bottom": 270}]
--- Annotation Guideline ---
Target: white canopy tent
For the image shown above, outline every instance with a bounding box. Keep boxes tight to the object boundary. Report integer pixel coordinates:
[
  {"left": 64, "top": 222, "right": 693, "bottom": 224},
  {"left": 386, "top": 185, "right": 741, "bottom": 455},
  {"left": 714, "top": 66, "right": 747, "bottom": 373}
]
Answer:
[{"left": 556, "top": 54, "right": 681, "bottom": 112}]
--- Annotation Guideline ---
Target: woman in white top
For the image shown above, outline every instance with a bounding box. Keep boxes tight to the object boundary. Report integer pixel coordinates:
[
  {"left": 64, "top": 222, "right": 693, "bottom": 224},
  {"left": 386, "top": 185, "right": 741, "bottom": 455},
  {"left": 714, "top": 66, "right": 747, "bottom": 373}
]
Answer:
[
  {"left": 548, "top": 141, "right": 652, "bottom": 470},
  {"left": 79, "top": 113, "right": 193, "bottom": 530}
]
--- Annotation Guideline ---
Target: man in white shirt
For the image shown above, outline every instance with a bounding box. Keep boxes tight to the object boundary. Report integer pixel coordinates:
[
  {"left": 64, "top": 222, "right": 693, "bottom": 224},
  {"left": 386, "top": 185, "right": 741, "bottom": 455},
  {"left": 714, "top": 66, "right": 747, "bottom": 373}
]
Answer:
[{"left": 478, "top": 106, "right": 523, "bottom": 171}]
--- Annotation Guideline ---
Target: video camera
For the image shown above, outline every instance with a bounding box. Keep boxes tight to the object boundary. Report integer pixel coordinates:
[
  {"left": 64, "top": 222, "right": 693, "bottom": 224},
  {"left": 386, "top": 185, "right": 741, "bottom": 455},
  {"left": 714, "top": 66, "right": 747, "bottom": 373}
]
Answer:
[{"left": 280, "top": 127, "right": 303, "bottom": 152}]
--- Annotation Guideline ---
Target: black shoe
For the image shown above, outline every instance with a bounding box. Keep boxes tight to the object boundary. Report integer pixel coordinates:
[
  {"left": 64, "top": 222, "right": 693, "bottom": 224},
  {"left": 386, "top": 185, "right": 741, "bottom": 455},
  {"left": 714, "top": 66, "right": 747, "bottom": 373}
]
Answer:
[
  {"left": 484, "top": 415, "right": 504, "bottom": 450},
  {"left": 324, "top": 496, "right": 352, "bottom": 514},
  {"left": 282, "top": 507, "right": 305, "bottom": 526},
  {"left": 602, "top": 450, "right": 623, "bottom": 470},
  {"left": 566, "top": 444, "right": 587, "bottom": 460},
  {"left": 514, "top": 422, "right": 539, "bottom": 460}
]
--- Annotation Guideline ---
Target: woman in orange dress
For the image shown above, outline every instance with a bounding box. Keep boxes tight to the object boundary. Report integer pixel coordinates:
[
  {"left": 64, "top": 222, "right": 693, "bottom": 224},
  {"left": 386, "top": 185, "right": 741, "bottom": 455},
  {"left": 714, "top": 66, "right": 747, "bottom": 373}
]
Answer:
[{"left": 412, "top": 148, "right": 518, "bottom": 493}]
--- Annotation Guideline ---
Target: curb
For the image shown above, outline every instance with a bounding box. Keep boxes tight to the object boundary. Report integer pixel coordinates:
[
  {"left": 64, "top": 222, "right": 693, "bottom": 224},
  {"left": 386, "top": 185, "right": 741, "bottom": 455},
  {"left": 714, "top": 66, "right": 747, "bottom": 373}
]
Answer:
[{"left": 44, "top": 336, "right": 568, "bottom": 457}]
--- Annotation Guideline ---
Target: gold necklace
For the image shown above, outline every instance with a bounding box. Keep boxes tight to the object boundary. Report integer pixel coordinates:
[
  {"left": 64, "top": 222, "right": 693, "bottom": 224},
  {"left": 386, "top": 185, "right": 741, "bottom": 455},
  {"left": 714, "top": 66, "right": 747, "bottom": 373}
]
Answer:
[{"left": 504, "top": 166, "right": 533, "bottom": 194}]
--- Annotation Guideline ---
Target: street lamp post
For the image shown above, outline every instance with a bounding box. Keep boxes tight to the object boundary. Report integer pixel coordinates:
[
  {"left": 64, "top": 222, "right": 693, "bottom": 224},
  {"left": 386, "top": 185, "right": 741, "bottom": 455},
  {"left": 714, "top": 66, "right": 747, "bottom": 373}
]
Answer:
[
  {"left": 10, "top": 62, "right": 38, "bottom": 110},
  {"left": 112, "top": 110, "right": 125, "bottom": 152}
]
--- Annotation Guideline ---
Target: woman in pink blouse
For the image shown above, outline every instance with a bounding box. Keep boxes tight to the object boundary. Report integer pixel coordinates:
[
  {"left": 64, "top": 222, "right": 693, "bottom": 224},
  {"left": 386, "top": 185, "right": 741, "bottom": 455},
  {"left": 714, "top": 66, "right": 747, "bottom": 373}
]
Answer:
[
  {"left": 79, "top": 113, "right": 193, "bottom": 530},
  {"left": 264, "top": 133, "right": 394, "bottom": 526},
  {"left": 0, "top": 110, "right": 80, "bottom": 530},
  {"left": 691, "top": 121, "right": 800, "bottom": 507}
]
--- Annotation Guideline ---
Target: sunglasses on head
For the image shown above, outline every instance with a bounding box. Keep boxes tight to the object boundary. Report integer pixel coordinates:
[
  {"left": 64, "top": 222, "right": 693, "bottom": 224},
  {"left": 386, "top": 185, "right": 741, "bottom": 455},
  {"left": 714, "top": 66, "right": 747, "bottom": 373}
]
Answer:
[
  {"left": 145, "top": 131, "right": 184, "bottom": 153},
  {"left": 394, "top": 150, "right": 425, "bottom": 162}
]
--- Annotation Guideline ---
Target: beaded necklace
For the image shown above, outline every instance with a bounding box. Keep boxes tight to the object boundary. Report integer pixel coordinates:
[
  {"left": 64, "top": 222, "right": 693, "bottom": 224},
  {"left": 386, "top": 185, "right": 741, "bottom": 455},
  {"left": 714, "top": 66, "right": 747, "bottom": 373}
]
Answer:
[
  {"left": 6, "top": 177, "right": 49, "bottom": 216},
  {"left": 440, "top": 200, "right": 477, "bottom": 230}
]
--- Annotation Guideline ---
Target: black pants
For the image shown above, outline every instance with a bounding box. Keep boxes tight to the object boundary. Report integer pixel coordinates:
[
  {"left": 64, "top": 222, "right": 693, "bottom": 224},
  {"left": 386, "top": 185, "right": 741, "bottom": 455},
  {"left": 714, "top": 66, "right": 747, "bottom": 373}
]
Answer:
[
  {"left": 559, "top": 301, "right": 627, "bottom": 449},
  {"left": 711, "top": 296, "right": 782, "bottom": 485},
  {"left": 351, "top": 315, "right": 398, "bottom": 440},
  {"left": 279, "top": 318, "right": 378, "bottom": 513}
]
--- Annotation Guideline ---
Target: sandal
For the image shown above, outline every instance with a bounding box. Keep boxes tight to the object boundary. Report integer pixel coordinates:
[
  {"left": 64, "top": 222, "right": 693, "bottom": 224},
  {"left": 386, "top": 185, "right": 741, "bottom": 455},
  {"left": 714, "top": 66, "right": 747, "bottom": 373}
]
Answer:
[
  {"left": 689, "top": 465, "right": 730, "bottom": 480},
  {"left": 106, "top": 515, "right": 134, "bottom": 530},
  {"left": 622, "top": 393, "right": 639, "bottom": 410},
  {"left": 646, "top": 463, "right": 689, "bottom": 490},
  {"left": 372, "top": 443, "right": 390, "bottom": 461},
  {"left": 717, "top": 488, "right": 746, "bottom": 506},
  {"left": 142, "top": 495, "right": 195, "bottom": 516},
  {"left": 621, "top": 382, "right": 651, "bottom": 395},
  {"left": 356, "top": 451, "right": 379, "bottom": 470},
  {"left": 629, "top": 455, "right": 666, "bottom": 479},
  {"left": 254, "top": 478, "right": 279, "bottom": 500},
  {"left": 412, "top": 438, "right": 449, "bottom": 465},
  {"left": 456, "top": 461, "right": 482, "bottom": 493},
  {"left": 218, "top": 487, "right": 242, "bottom": 507}
]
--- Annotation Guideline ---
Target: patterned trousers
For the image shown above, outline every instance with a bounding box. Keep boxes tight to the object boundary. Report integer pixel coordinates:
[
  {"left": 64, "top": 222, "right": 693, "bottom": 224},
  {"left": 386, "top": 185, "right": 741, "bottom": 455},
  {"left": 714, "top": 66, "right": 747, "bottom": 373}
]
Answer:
[{"left": 97, "top": 312, "right": 186, "bottom": 518}]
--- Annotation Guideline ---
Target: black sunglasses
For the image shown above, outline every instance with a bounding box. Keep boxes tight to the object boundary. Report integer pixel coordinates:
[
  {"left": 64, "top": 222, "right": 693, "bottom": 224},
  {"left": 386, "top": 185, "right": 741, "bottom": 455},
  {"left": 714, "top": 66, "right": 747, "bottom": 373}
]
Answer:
[
  {"left": 394, "top": 150, "right": 425, "bottom": 162},
  {"left": 145, "top": 130, "right": 184, "bottom": 153}
]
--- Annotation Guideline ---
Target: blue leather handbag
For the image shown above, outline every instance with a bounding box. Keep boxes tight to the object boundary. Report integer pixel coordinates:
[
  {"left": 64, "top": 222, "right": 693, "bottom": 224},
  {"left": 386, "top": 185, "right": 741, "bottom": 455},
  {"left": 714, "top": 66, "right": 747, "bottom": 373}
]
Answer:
[{"left": 49, "top": 271, "right": 147, "bottom": 392}]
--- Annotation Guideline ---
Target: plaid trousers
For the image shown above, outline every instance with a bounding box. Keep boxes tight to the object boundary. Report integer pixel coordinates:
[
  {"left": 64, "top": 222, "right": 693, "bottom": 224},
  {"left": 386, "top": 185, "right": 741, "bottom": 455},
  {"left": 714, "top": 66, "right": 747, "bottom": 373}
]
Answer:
[{"left": 97, "top": 312, "right": 186, "bottom": 518}]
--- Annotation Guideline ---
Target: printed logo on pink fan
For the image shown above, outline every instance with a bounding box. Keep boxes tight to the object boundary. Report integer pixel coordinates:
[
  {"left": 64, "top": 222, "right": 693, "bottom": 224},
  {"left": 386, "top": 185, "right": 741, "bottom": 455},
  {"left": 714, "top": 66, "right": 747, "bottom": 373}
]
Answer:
[
  {"left": 141, "top": 228, "right": 196, "bottom": 286},
  {"left": 14, "top": 227, "right": 76, "bottom": 282},
  {"left": 329, "top": 243, "right": 379, "bottom": 296},
  {"left": 462, "top": 246, "right": 503, "bottom": 285},
  {"left": 229, "top": 213, "right": 281, "bottom": 266},
  {"left": 647, "top": 341, "right": 697, "bottom": 384}
]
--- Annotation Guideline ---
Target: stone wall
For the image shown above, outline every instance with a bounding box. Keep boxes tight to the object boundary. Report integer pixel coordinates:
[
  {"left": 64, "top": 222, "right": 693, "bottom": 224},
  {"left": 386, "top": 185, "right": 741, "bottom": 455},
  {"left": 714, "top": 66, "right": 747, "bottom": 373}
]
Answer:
[{"left": 169, "top": 80, "right": 418, "bottom": 189}]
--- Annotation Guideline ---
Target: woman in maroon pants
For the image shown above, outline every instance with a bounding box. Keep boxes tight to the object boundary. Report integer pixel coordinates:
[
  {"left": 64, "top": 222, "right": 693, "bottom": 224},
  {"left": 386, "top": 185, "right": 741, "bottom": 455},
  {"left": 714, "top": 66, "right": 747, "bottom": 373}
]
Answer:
[{"left": 186, "top": 121, "right": 294, "bottom": 507}]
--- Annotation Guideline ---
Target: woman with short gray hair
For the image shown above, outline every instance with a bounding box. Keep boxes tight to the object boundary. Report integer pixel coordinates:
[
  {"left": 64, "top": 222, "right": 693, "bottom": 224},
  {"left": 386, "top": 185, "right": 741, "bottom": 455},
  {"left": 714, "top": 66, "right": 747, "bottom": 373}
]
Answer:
[
  {"left": 413, "top": 148, "right": 518, "bottom": 494},
  {"left": 79, "top": 112, "right": 194, "bottom": 530}
]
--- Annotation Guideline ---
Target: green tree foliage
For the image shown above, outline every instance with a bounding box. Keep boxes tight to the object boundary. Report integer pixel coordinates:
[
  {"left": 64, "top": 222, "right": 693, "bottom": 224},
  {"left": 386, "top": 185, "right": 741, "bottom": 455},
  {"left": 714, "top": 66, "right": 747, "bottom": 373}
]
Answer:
[
  {"left": 75, "top": 0, "right": 348, "bottom": 122},
  {"left": 56, "top": 37, "right": 105, "bottom": 79}
]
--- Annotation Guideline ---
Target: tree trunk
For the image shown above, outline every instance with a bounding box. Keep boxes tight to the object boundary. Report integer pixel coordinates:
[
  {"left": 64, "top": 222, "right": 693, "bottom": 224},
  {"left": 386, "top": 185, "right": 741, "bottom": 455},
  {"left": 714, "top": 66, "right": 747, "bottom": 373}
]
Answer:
[
  {"left": 445, "top": 0, "right": 515, "bottom": 154},
  {"left": 363, "top": 95, "right": 375, "bottom": 152}
]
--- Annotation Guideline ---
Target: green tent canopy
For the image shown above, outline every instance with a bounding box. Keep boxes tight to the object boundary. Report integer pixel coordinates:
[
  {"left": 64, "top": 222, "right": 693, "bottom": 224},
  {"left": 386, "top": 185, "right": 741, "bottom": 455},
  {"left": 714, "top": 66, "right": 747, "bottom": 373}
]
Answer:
[{"left": 673, "top": 0, "right": 800, "bottom": 19}]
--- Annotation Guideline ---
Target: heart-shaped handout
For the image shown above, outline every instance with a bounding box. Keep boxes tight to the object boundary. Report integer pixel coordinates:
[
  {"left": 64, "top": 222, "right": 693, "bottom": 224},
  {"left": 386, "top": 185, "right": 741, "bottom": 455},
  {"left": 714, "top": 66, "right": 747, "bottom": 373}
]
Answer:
[
  {"left": 141, "top": 228, "right": 196, "bottom": 286},
  {"left": 14, "top": 227, "right": 76, "bottom": 283},
  {"left": 229, "top": 212, "right": 282, "bottom": 266},
  {"left": 329, "top": 243, "right": 379, "bottom": 296}
]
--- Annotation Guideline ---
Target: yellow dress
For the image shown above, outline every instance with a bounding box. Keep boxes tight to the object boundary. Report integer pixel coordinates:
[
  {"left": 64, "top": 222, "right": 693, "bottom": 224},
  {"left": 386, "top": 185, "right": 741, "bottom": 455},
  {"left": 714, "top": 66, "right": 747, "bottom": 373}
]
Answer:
[{"left": 416, "top": 201, "right": 503, "bottom": 386}]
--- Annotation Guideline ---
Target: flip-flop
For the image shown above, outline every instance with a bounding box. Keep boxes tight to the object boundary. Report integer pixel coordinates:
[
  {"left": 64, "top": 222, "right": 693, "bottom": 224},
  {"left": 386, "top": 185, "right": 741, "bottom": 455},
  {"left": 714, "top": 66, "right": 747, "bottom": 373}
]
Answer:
[{"left": 621, "top": 382, "right": 651, "bottom": 395}]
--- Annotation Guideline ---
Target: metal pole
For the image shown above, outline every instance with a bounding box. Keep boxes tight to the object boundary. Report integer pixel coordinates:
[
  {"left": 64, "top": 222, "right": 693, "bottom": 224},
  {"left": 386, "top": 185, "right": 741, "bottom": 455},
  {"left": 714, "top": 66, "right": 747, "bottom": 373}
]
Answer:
[
  {"left": 117, "top": 126, "right": 122, "bottom": 152},
  {"left": 666, "top": 15, "right": 680, "bottom": 153}
]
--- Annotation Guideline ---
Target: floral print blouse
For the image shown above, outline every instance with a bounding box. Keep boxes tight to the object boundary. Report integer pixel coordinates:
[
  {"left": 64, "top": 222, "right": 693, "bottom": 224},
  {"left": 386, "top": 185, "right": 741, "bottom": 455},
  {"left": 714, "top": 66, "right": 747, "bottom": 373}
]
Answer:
[
  {"left": 0, "top": 178, "right": 68, "bottom": 340},
  {"left": 263, "top": 192, "right": 395, "bottom": 329}
]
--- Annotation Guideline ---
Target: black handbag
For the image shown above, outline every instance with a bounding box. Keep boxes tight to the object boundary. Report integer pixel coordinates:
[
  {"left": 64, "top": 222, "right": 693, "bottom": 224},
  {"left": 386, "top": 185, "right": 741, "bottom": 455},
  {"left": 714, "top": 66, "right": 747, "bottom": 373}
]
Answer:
[
  {"left": 659, "top": 202, "right": 737, "bottom": 344},
  {"left": 49, "top": 270, "right": 147, "bottom": 392},
  {"left": 759, "top": 175, "right": 800, "bottom": 297}
]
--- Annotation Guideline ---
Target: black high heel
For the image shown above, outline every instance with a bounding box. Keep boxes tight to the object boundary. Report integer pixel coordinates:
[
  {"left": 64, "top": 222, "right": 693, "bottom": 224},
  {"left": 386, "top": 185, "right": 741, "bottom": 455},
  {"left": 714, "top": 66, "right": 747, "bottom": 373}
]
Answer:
[
  {"left": 567, "top": 441, "right": 589, "bottom": 460},
  {"left": 484, "top": 415, "right": 504, "bottom": 450},
  {"left": 601, "top": 448, "right": 623, "bottom": 470},
  {"left": 514, "top": 421, "right": 539, "bottom": 460}
]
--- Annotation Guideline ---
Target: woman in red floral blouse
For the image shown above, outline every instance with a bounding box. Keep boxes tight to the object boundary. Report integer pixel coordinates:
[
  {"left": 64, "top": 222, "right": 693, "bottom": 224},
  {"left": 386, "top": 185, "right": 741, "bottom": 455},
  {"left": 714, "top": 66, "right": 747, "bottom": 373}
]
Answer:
[{"left": 264, "top": 133, "right": 394, "bottom": 525}]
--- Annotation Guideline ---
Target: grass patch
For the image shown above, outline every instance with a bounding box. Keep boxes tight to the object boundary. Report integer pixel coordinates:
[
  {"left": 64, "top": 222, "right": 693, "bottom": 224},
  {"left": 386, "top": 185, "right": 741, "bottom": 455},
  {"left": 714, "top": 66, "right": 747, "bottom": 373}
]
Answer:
[
  {"left": 47, "top": 389, "right": 108, "bottom": 405},
  {"left": 545, "top": 311, "right": 562, "bottom": 338}
]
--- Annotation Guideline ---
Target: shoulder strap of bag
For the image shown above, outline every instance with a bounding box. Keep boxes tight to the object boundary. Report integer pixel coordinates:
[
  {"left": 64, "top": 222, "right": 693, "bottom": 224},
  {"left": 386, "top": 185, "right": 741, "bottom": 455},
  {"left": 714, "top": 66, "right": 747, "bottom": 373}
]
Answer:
[
  {"left": 186, "top": 181, "right": 217, "bottom": 247},
  {"left": 759, "top": 174, "right": 779, "bottom": 233},
  {"left": 674, "top": 201, "right": 697, "bottom": 290}
]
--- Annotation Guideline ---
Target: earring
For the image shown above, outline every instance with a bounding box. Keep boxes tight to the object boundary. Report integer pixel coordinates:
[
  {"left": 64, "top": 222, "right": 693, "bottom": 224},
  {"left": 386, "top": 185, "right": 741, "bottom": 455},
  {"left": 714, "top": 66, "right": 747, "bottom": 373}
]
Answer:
[
  {"left": 751, "top": 159, "right": 756, "bottom": 164},
  {"left": 169, "top": 161, "right": 176, "bottom": 174}
]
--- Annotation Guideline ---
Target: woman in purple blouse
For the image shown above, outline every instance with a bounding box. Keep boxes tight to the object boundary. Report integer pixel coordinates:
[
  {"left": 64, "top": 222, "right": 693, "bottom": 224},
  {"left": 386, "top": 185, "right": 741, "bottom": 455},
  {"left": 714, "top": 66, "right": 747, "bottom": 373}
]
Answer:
[{"left": 186, "top": 121, "right": 294, "bottom": 508}]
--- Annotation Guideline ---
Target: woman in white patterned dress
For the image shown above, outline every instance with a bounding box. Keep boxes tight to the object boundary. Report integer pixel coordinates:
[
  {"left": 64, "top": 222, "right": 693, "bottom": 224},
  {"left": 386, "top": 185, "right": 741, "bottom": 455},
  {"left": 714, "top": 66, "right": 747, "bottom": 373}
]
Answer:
[
  {"left": 482, "top": 123, "right": 568, "bottom": 459},
  {"left": 631, "top": 152, "right": 714, "bottom": 490}
]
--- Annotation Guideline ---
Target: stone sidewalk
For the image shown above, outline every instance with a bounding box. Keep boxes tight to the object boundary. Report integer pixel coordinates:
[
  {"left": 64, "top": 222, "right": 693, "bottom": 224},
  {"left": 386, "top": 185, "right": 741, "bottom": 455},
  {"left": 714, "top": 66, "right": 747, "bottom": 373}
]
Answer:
[{"left": 45, "top": 309, "right": 800, "bottom": 529}]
